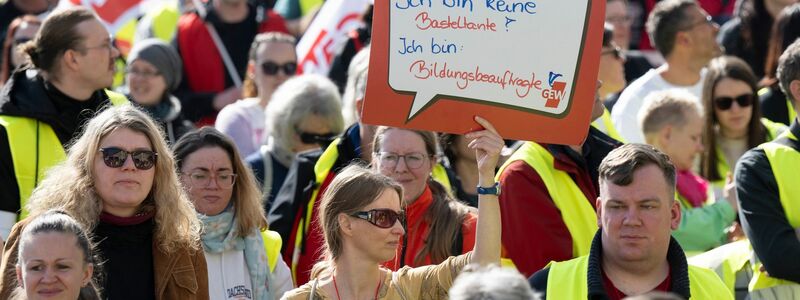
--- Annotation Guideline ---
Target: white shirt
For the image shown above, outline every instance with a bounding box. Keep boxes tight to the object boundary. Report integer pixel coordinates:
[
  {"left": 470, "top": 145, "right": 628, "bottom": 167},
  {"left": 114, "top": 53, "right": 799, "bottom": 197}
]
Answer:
[
  {"left": 205, "top": 249, "right": 294, "bottom": 300},
  {"left": 611, "top": 68, "right": 706, "bottom": 143}
]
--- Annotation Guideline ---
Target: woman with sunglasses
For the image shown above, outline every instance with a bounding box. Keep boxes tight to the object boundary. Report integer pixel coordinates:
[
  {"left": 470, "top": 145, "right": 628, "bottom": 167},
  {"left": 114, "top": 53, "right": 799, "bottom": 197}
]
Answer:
[
  {"left": 0, "top": 15, "right": 40, "bottom": 88},
  {"left": 699, "top": 56, "right": 786, "bottom": 195},
  {"left": 281, "top": 116, "right": 503, "bottom": 300},
  {"left": 216, "top": 32, "right": 297, "bottom": 157},
  {"left": 0, "top": 105, "right": 208, "bottom": 299},
  {"left": 370, "top": 125, "right": 478, "bottom": 269},
  {"left": 246, "top": 74, "right": 344, "bottom": 207},
  {"left": 174, "top": 127, "right": 294, "bottom": 300},
  {"left": 592, "top": 22, "right": 627, "bottom": 142},
  {"left": 122, "top": 38, "right": 194, "bottom": 144}
]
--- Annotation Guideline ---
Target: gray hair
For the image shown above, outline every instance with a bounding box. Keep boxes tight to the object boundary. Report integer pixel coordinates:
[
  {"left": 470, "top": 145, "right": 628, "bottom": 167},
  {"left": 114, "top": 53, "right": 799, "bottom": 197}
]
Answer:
[
  {"left": 449, "top": 265, "right": 540, "bottom": 300},
  {"left": 638, "top": 89, "right": 703, "bottom": 136},
  {"left": 342, "top": 46, "right": 370, "bottom": 126},
  {"left": 778, "top": 39, "right": 800, "bottom": 102},
  {"left": 266, "top": 74, "right": 345, "bottom": 152},
  {"left": 646, "top": 0, "right": 697, "bottom": 57}
]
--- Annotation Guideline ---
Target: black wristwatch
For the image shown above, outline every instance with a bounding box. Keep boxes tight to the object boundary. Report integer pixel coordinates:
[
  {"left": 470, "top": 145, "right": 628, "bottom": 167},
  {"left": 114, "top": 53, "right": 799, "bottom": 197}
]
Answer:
[{"left": 477, "top": 182, "right": 501, "bottom": 196}]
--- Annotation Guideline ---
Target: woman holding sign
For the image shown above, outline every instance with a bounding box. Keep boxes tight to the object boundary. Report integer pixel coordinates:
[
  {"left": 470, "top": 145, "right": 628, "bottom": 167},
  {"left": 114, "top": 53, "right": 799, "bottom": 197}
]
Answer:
[{"left": 280, "top": 116, "right": 502, "bottom": 299}]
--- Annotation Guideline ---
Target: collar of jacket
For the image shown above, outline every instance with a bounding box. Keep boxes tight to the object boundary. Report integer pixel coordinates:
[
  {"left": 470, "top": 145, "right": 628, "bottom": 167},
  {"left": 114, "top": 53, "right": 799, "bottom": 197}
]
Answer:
[
  {"left": 330, "top": 123, "right": 365, "bottom": 174},
  {"left": 586, "top": 231, "right": 691, "bottom": 299}
]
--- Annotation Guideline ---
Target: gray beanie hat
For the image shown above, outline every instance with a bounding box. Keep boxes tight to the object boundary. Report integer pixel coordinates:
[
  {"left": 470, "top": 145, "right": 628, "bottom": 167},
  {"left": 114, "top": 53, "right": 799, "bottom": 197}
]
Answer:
[{"left": 126, "top": 39, "right": 183, "bottom": 91}]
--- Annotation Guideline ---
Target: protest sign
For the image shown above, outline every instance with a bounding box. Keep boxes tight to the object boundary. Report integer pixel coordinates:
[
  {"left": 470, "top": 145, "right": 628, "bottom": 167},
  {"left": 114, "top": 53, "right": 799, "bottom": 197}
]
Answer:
[{"left": 362, "top": 0, "right": 605, "bottom": 144}]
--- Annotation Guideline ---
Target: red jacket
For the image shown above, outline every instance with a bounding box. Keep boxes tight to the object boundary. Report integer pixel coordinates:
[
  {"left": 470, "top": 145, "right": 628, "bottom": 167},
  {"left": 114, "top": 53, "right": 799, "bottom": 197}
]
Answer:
[{"left": 498, "top": 145, "right": 601, "bottom": 277}]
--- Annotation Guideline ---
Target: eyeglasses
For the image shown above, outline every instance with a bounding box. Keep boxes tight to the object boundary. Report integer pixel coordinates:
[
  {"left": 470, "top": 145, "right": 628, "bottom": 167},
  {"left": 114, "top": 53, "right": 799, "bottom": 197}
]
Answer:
[
  {"left": 350, "top": 209, "right": 406, "bottom": 229},
  {"left": 606, "top": 15, "right": 632, "bottom": 25},
  {"left": 76, "top": 41, "right": 115, "bottom": 54},
  {"left": 299, "top": 132, "right": 336, "bottom": 146},
  {"left": 260, "top": 61, "right": 297, "bottom": 76},
  {"left": 182, "top": 171, "right": 237, "bottom": 189},
  {"left": 601, "top": 46, "right": 624, "bottom": 60},
  {"left": 126, "top": 67, "right": 161, "bottom": 78},
  {"left": 714, "top": 94, "right": 754, "bottom": 110},
  {"left": 377, "top": 152, "right": 430, "bottom": 170},
  {"left": 683, "top": 15, "right": 714, "bottom": 30},
  {"left": 99, "top": 147, "right": 158, "bottom": 170}
]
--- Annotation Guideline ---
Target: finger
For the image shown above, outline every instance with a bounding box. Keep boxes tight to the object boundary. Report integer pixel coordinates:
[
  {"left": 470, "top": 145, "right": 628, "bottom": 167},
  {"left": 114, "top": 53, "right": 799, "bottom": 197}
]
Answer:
[
  {"left": 472, "top": 116, "right": 499, "bottom": 135},
  {"left": 465, "top": 130, "right": 504, "bottom": 143}
]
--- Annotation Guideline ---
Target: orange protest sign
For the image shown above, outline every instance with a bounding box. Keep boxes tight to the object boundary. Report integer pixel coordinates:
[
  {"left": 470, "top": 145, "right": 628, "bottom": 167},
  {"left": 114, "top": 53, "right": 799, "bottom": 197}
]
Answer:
[{"left": 362, "top": 0, "right": 606, "bottom": 145}]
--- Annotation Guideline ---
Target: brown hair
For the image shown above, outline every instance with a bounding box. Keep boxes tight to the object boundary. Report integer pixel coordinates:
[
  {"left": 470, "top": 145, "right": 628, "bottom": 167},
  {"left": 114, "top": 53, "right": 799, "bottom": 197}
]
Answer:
[
  {"left": 18, "top": 7, "right": 95, "bottom": 80},
  {"left": 173, "top": 127, "right": 268, "bottom": 236},
  {"left": 598, "top": 143, "right": 677, "bottom": 196},
  {"left": 700, "top": 56, "right": 765, "bottom": 182},
  {"left": 311, "top": 164, "right": 403, "bottom": 278},
  {"left": 242, "top": 32, "right": 297, "bottom": 98},
  {"left": 0, "top": 15, "right": 40, "bottom": 83},
  {"left": 761, "top": 3, "right": 800, "bottom": 87},
  {"left": 372, "top": 126, "right": 472, "bottom": 265}
]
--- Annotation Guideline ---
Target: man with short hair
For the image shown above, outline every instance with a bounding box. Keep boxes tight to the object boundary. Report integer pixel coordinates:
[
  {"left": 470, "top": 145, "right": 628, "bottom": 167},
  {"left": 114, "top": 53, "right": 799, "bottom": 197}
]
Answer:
[
  {"left": 0, "top": 7, "right": 128, "bottom": 239},
  {"left": 612, "top": 0, "right": 722, "bottom": 143},
  {"left": 735, "top": 39, "right": 800, "bottom": 297},
  {"left": 529, "top": 144, "right": 730, "bottom": 299}
]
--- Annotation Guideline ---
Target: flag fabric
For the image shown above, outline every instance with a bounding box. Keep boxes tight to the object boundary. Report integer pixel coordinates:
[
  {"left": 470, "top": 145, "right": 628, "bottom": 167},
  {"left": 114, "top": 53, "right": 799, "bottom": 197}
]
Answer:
[{"left": 296, "top": 0, "right": 369, "bottom": 75}]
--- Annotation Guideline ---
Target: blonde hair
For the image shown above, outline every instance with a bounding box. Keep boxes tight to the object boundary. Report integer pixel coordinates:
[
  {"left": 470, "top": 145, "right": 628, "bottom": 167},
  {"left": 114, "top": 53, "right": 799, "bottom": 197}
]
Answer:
[
  {"left": 173, "top": 127, "right": 268, "bottom": 236},
  {"left": 638, "top": 89, "right": 703, "bottom": 136},
  {"left": 26, "top": 105, "right": 202, "bottom": 253}
]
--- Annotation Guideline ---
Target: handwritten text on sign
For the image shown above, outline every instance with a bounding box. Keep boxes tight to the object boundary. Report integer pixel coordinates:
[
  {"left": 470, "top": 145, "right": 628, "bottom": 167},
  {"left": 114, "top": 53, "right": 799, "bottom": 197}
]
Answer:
[{"left": 388, "top": 0, "right": 589, "bottom": 120}]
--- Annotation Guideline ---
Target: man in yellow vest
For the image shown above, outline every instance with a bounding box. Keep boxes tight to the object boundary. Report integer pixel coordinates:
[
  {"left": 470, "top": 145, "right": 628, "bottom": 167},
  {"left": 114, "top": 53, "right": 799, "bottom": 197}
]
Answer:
[
  {"left": 0, "top": 7, "right": 128, "bottom": 238},
  {"left": 530, "top": 144, "right": 731, "bottom": 299},
  {"left": 734, "top": 39, "right": 800, "bottom": 298},
  {"left": 497, "top": 83, "right": 621, "bottom": 277}
]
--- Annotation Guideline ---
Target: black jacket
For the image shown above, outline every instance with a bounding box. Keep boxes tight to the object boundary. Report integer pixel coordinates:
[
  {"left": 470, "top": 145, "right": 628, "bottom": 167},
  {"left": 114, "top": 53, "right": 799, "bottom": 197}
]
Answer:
[
  {"left": 759, "top": 85, "right": 793, "bottom": 126},
  {"left": 529, "top": 231, "right": 693, "bottom": 299},
  {"left": 735, "top": 118, "right": 800, "bottom": 284},
  {"left": 0, "top": 68, "right": 117, "bottom": 214}
]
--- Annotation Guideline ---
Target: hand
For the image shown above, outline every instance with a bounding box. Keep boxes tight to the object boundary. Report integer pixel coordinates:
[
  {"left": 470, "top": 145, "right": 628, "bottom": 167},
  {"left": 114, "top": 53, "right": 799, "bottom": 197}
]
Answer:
[
  {"left": 724, "top": 173, "right": 739, "bottom": 213},
  {"left": 212, "top": 86, "right": 242, "bottom": 110},
  {"left": 464, "top": 116, "right": 503, "bottom": 186},
  {"left": 726, "top": 221, "right": 745, "bottom": 242}
]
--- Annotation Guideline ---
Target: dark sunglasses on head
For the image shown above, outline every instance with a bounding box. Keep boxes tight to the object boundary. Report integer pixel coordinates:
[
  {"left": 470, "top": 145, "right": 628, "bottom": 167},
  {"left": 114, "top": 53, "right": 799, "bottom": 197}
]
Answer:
[
  {"left": 350, "top": 209, "right": 406, "bottom": 229},
  {"left": 714, "top": 94, "right": 753, "bottom": 110},
  {"left": 99, "top": 147, "right": 158, "bottom": 170},
  {"left": 299, "top": 132, "right": 336, "bottom": 145},
  {"left": 261, "top": 61, "right": 297, "bottom": 76}
]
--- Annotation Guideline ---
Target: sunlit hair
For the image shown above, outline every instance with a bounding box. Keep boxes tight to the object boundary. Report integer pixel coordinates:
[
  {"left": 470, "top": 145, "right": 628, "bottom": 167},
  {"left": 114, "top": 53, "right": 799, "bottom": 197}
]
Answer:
[
  {"left": 173, "top": 127, "right": 268, "bottom": 236},
  {"left": 311, "top": 164, "right": 403, "bottom": 279},
  {"left": 372, "top": 126, "right": 472, "bottom": 265},
  {"left": 18, "top": 7, "right": 95, "bottom": 81},
  {"left": 638, "top": 89, "right": 703, "bottom": 137},
  {"left": 342, "top": 46, "right": 370, "bottom": 126},
  {"left": 16, "top": 210, "right": 101, "bottom": 300},
  {"left": 266, "top": 74, "right": 344, "bottom": 153},
  {"left": 700, "top": 56, "right": 765, "bottom": 182},
  {"left": 646, "top": 0, "right": 697, "bottom": 57},
  {"left": 26, "top": 105, "right": 202, "bottom": 254},
  {"left": 242, "top": 32, "right": 297, "bottom": 98},
  {"left": 449, "top": 265, "right": 540, "bottom": 300},
  {"left": 598, "top": 143, "right": 677, "bottom": 197},
  {"left": 778, "top": 39, "right": 800, "bottom": 102}
]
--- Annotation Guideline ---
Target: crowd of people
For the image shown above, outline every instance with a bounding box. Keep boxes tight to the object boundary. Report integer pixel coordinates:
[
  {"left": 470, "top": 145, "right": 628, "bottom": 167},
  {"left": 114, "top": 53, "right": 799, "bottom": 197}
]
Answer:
[{"left": 0, "top": 0, "right": 799, "bottom": 299}]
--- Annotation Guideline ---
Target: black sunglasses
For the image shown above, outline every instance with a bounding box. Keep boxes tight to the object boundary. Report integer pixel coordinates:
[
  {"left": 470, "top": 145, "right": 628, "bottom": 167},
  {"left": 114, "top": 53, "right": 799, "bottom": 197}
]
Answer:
[
  {"left": 99, "top": 147, "right": 158, "bottom": 170},
  {"left": 261, "top": 61, "right": 297, "bottom": 76},
  {"left": 350, "top": 209, "right": 406, "bottom": 229},
  {"left": 714, "top": 94, "right": 753, "bottom": 110},
  {"left": 299, "top": 132, "right": 336, "bottom": 146}
]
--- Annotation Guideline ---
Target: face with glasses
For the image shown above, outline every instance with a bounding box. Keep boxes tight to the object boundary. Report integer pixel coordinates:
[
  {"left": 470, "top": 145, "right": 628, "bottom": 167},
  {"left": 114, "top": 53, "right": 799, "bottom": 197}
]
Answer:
[
  {"left": 10, "top": 20, "right": 39, "bottom": 69},
  {"left": 605, "top": 0, "right": 631, "bottom": 49},
  {"left": 598, "top": 41, "right": 626, "bottom": 98},
  {"left": 93, "top": 127, "right": 155, "bottom": 217},
  {"left": 253, "top": 41, "right": 296, "bottom": 100},
  {"left": 681, "top": 7, "right": 721, "bottom": 61},
  {"left": 341, "top": 188, "right": 405, "bottom": 262},
  {"left": 713, "top": 78, "right": 754, "bottom": 138},
  {"left": 292, "top": 114, "right": 334, "bottom": 153},
  {"left": 179, "top": 146, "right": 236, "bottom": 216},
  {"left": 374, "top": 129, "right": 433, "bottom": 204},
  {"left": 126, "top": 59, "right": 167, "bottom": 106},
  {"left": 72, "top": 19, "right": 119, "bottom": 90}
]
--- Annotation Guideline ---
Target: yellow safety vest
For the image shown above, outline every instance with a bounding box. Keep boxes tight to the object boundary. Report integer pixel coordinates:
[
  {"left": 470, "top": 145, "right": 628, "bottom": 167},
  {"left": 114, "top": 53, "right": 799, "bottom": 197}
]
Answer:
[
  {"left": 710, "top": 118, "right": 786, "bottom": 189},
  {"left": 299, "top": 0, "right": 324, "bottom": 16},
  {"left": 261, "top": 230, "right": 282, "bottom": 273},
  {"left": 496, "top": 141, "right": 598, "bottom": 258},
  {"left": 0, "top": 91, "right": 128, "bottom": 220},
  {"left": 591, "top": 107, "right": 625, "bottom": 143},
  {"left": 547, "top": 254, "right": 732, "bottom": 300},
  {"left": 748, "top": 131, "right": 800, "bottom": 297},
  {"left": 758, "top": 87, "right": 797, "bottom": 126},
  {"left": 688, "top": 239, "right": 752, "bottom": 296}
]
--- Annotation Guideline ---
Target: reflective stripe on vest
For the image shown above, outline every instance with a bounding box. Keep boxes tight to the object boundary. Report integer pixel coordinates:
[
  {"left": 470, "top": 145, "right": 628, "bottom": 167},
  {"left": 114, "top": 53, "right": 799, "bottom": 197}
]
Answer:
[
  {"left": 547, "top": 255, "right": 732, "bottom": 300},
  {"left": 261, "top": 230, "right": 283, "bottom": 273},
  {"left": 750, "top": 132, "right": 800, "bottom": 295},
  {"left": 0, "top": 91, "right": 127, "bottom": 220},
  {"left": 710, "top": 118, "right": 787, "bottom": 189},
  {"left": 591, "top": 107, "right": 625, "bottom": 143},
  {"left": 688, "top": 239, "right": 752, "bottom": 295},
  {"left": 496, "top": 141, "right": 597, "bottom": 257}
]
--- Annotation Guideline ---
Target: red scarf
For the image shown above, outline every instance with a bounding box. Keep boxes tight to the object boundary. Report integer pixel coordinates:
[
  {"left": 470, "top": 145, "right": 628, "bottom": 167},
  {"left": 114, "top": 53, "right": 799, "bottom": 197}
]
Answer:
[{"left": 676, "top": 170, "right": 709, "bottom": 208}]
